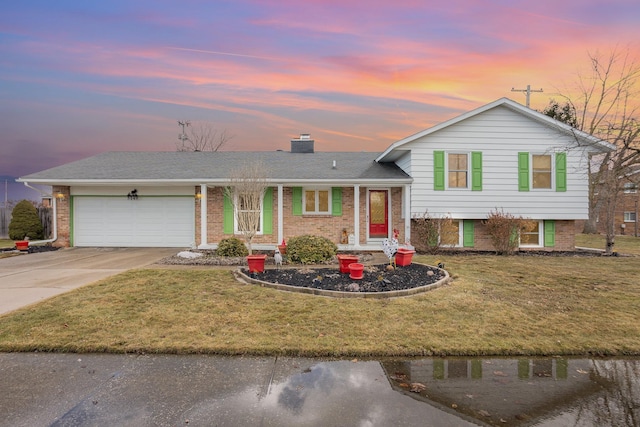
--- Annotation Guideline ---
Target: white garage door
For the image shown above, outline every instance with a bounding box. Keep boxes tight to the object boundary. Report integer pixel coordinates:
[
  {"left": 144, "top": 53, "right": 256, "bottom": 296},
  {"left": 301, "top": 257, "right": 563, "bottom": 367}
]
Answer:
[{"left": 74, "top": 197, "right": 194, "bottom": 247}]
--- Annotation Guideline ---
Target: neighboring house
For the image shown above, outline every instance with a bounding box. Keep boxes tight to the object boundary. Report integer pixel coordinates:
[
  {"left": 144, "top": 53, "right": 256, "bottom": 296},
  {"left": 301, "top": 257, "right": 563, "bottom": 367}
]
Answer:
[
  {"left": 18, "top": 98, "right": 614, "bottom": 251},
  {"left": 589, "top": 167, "right": 640, "bottom": 237}
]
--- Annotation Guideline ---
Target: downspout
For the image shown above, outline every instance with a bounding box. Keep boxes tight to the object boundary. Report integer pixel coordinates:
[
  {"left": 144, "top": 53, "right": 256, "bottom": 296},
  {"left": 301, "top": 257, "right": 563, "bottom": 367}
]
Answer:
[{"left": 21, "top": 182, "right": 57, "bottom": 245}]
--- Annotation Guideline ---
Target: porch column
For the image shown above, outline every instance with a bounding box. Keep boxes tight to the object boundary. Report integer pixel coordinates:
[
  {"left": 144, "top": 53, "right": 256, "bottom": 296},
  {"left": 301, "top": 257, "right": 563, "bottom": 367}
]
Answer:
[
  {"left": 353, "top": 184, "right": 360, "bottom": 248},
  {"left": 404, "top": 184, "right": 411, "bottom": 245},
  {"left": 199, "top": 184, "right": 207, "bottom": 248},
  {"left": 277, "top": 184, "right": 284, "bottom": 244}
]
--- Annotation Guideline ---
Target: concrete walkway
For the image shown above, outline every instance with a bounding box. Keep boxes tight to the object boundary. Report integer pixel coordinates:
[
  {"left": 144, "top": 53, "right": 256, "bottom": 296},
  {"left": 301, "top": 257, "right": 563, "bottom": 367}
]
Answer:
[{"left": 0, "top": 247, "right": 177, "bottom": 315}]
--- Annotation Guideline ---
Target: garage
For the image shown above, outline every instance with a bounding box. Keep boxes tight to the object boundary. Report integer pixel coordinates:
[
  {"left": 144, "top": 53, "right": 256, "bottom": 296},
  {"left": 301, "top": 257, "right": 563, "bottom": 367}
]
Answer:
[{"left": 73, "top": 196, "right": 194, "bottom": 247}]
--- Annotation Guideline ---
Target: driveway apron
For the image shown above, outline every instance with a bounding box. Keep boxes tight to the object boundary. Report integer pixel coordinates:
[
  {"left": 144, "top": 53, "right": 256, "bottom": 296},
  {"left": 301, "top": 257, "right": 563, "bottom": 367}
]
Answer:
[{"left": 0, "top": 248, "right": 177, "bottom": 315}]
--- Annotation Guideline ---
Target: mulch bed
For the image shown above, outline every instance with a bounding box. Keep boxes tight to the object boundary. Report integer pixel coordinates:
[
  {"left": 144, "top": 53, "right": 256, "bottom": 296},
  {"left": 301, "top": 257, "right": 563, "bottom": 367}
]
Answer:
[
  {"left": 0, "top": 244, "right": 59, "bottom": 254},
  {"left": 244, "top": 263, "right": 446, "bottom": 293}
]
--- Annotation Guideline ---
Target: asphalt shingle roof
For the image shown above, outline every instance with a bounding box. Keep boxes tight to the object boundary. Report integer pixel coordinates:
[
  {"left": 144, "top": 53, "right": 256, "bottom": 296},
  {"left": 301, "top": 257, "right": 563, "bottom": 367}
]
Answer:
[{"left": 20, "top": 151, "right": 411, "bottom": 183}]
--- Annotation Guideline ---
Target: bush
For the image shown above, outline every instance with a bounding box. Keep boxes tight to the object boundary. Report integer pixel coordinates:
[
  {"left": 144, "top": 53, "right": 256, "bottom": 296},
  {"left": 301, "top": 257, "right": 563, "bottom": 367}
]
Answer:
[
  {"left": 287, "top": 235, "right": 338, "bottom": 264},
  {"left": 216, "top": 237, "right": 248, "bottom": 257},
  {"left": 8, "top": 200, "right": 44, "bottom": 240},
  {"left": 412, "top": 211, "right": 457, "bottom": 254},
  {"left": 483, "top": 209, "right": 536, "bottom": 255}
]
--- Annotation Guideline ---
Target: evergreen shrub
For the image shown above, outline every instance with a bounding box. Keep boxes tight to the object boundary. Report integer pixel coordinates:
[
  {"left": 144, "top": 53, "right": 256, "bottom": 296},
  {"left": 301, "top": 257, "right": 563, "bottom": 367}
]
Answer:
[
  {"left": 216, "top": 237, "right": 249, "bottom": 257},
  {"left": 8, "top": 200, "right": 44, "bottom": 240},
  {"left": 287, "top": 235, "right": 337, "bottom": 264}
]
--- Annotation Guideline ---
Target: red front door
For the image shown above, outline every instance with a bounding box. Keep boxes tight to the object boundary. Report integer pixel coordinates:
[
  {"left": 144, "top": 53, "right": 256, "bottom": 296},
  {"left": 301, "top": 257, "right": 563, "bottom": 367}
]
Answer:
[{"left": 369, "top": 190, "right": 388, "bottom": 238}]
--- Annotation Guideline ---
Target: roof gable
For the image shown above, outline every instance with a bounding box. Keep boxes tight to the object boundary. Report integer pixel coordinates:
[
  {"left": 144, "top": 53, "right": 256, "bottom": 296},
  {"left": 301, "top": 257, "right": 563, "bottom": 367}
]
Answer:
[{"left": 376, "top": 97, "right": 616, "bottom": 162}]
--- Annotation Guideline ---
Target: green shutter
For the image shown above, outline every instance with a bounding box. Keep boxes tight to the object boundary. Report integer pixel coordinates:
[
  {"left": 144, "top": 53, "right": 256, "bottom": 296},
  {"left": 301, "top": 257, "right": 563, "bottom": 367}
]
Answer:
[
  {"left": 434, "top": 151, "right": 445, "bottom": 190},
  {"left": 262, "top": 187, "right": 273, "bottom": 235},
  {"left": 223, "top": 192, "right": 234, "bottom": 234},
  {"left": 471, "top": 151, "right": 482, "bottom": 191},
  {"left": 463, "top": 220, "right": 475, "bottom": 247},
  {"left": 331, "top": 187, "right": 342, "bottom": 216},
  {"left": 518, "top": 152, "right": 530, "bottom": 192},
  {"left": 556, "top": 152, "right": 567, "bottom": 192},
  {"left": 292, "top": 187, "right": 302, "bottom": 216},
  {"left": 544, "top": 220, "right": 555, "bottom": 247}
]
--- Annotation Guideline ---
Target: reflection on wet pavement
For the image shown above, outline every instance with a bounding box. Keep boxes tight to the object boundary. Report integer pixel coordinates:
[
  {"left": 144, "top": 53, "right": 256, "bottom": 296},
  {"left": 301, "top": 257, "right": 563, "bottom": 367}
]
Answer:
[{"left": 0, "top": 354, "right": 638, "bottom": 426}]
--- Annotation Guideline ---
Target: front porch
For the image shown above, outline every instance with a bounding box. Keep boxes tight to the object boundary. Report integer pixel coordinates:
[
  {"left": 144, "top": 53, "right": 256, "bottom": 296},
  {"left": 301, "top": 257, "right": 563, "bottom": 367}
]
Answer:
[{"left": 195, "top": 183, "right": 412, "bottom": 251}]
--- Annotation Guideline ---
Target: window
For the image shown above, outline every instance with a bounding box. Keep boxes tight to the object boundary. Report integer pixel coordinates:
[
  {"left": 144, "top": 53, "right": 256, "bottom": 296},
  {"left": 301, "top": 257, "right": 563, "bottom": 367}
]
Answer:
[
  {"left": 303, "top": 188, "right": 331, "bottom": 214},
  {"left": 532, "top": 155, "right": 552, "bottom": 189},
  {"left": 235, "top": 193, "right": 262, "bottom": 234},
  {"left": 440, "top": 220, "right": 462, "bottom": 247},
  {"left": 434, "top": 151, "right": 482, "bottom": 191},
  {"left": 518, "top": 152, "right": 566, "bottom": 192},
  {"left": 624, "top": 183, "right": 638, "bottom": 194},
  {"left": 520, "top": 221, "right": 542, "bottom": 247},
  {"left": 448, "top": 154, "right": 468, "bottom": 188},
  {"left": 624, "top": 212, "right": 637, "bottom": 222}
]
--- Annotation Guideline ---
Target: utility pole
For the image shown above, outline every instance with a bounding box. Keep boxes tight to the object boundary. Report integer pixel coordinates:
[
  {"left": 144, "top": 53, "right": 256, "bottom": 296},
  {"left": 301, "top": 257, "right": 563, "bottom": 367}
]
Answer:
[
  {"left": 178, "top": 120, "right": 191, "bottom": 148},
  {"left": 511, "top": 85, "right": 543, "bottom": 108}
]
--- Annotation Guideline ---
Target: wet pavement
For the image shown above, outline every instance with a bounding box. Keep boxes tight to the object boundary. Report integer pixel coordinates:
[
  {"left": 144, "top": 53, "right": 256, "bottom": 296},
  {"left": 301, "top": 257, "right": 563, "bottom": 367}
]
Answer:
[{"left": 1, "top": 353, "right": 638, "bottom": 427}]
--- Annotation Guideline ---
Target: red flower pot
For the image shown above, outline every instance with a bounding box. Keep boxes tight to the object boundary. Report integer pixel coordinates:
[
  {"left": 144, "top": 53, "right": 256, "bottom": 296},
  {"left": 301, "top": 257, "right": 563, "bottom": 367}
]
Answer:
[
  {"left": 395, "top": 248, "right": 415, "bottom": 266},
  {"left": 349, "top": 263, "right": 364, "bottom": 280},
  {"left": 277, "top": 245, "right": 287, "bottom": 255},
  {"left": 15, "top": 241, "right": 29, "bottom": 251},
  {"left": 337, "top": 254, "right": 359, "bottom": 274},
  {"left": 247, "top": 254, "right": 267, "bottom": 273}
]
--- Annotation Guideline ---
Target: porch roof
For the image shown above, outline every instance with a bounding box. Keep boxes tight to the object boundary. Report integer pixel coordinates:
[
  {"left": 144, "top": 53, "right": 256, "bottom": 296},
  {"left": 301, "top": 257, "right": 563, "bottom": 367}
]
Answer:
[{"left": 19, "top": 151, "right": 411, "bottom": 186}]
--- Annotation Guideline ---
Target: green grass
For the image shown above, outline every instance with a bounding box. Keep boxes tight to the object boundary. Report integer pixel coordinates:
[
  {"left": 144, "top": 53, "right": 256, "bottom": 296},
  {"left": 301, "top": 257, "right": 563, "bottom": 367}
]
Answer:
[
  {"left": 576, "top": 233, "right": 640, "bottom": 255},
  {"left": 1, "top": 248, "right": 639, "bottom": 357},
  {"left": 0, "top": 239, "right": 14, "bottom": 249}
]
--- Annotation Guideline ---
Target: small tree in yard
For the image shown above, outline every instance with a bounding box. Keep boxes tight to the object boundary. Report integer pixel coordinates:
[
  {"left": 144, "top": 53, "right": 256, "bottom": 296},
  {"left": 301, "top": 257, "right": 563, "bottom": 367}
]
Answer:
[
  {"left": 223, "top": 160, "right": 270, "bottom": 255},
  {"left": 549, "top": 47, "right": 640, "bottom": 254},
  {"left": 9, "top": 200, "right": 44, "bottom": 240},
  {"left": 483, "top": 209, "right": 536, "bottom": 255}
]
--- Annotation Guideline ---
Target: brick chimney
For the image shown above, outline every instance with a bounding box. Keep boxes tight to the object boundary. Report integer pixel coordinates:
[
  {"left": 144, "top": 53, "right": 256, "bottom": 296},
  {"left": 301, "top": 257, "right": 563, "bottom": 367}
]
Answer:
[{"left": 290, "top": 133, "right": 314, "bottom": 153}]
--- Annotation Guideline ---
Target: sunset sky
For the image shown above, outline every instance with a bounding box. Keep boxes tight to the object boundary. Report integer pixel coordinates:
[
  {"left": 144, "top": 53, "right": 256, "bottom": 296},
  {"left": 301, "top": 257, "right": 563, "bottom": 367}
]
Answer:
[{"left": 1, "top": 0, "right": 639, "bottom": 182}]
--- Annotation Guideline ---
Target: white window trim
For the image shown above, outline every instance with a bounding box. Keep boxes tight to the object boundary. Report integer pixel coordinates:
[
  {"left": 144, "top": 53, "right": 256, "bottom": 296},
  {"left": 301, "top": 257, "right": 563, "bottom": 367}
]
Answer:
[
  {"left": 623, "top": 183, "right": 638, "bottom": 194},
  {"left": 519, "top": 220, "right": 543, "bottom": 248},
  {"left": 624, "top": 212, "right": 637, "bottom": 222},
  {"left": 439, "top": 220, "right": 463, "bottom": 248},
  {"left": 445, "top": 152, "right": 470, "bottom": 190},
  {"left": 531, "top": 153, "right": 554, "bottom": 191},
  {"left": 302, "top": 187, "right": 332, "bottom": 215},
  {"left": 233, "top": 194, "right": 264, "bottom": 235}
]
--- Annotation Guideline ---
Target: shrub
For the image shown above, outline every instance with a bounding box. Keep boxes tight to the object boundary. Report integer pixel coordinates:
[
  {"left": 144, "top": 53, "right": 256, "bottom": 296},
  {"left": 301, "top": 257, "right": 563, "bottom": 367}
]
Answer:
[
  {"left": 216, "top": 237, "right": 248, "bottom": 257},
  {"left": 8, "top": 200, "right": 44, "bottom": 240},
  {"left": 483, "top": 209, "right": 536, "bottom": 255},
  {"left": 287, "top": 235, "right": 338, "bottom": 264},
  {"left": 412, "top": 211, "right": 457, "bottom": 254}
]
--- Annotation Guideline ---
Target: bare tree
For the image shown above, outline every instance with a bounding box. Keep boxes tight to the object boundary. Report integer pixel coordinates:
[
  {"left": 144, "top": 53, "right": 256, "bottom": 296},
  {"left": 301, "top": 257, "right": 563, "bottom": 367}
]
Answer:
[
  {"left": 223, "top": 160, "right": 271, "bottom": 255},
  {"left": 556, "top": 47, "right": 640, "bottom": 253},
  {"left": 176, "top": 121, "right": 233, "bottom": 152}
]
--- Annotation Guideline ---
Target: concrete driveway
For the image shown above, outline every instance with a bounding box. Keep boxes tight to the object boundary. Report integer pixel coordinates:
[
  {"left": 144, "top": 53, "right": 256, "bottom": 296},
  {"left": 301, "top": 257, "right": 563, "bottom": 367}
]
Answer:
[{"left": 0, "top": 247, "right": 178, "bottom": 315}]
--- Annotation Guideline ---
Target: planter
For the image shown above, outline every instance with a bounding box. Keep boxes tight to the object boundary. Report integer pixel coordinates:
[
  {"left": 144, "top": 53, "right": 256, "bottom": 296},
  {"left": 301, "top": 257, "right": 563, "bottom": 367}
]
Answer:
[
  {"left": 277, "top": 245, "right": 287, "bottom": 255},
  {"left": 349, "top": 263, "right": 364, "bottom": 280},
  {"left": 15, "top": 241, "right": 29, "bottom": 251},
  {"left": 247, "top": 254, "right": 268, "bottom": 273},
  {"left": 337, "top": 254, "right": 359, "bottom": 274},
  {"left": 395, "top": 248, "right": 415, "bottom": 266}
]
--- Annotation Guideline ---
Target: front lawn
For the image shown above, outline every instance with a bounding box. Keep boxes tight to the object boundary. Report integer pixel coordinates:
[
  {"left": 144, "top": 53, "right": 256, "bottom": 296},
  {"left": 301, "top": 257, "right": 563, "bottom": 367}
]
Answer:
[
  {"left": 575, "top": 233, "right": 640, "bottom": 256},
  {"left": 1, "top": 251, "right": 638, "bottom": 357}
]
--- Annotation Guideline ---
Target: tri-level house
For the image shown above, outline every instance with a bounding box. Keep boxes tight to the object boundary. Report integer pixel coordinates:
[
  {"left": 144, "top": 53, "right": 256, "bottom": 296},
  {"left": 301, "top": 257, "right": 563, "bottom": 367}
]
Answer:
[{"left": 19, "top": 98, "right": 614, "bottom": 251}]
